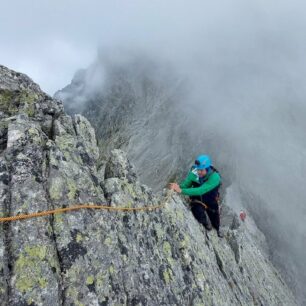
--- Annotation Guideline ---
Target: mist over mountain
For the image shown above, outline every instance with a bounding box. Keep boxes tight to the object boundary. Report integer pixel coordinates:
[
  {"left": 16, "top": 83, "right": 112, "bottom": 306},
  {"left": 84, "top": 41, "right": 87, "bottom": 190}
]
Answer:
[
  {"left": 55, "top": 50, "right": 196, "bottom": 188},
  {"left": 56, "top": 47, "right": 306, "bottom": 305}
]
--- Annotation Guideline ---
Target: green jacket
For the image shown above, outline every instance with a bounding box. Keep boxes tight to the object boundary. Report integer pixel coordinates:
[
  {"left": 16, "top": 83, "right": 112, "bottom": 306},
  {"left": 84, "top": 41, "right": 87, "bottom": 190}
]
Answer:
[{"left": 179, "top": 168, "right": 221, "bottom": 196}]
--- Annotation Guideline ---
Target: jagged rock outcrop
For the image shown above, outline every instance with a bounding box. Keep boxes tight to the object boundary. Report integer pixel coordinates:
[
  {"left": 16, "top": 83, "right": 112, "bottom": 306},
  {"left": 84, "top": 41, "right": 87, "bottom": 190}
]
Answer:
[{"left": 0, "top": 65, "right": 297, "bottom": 305}]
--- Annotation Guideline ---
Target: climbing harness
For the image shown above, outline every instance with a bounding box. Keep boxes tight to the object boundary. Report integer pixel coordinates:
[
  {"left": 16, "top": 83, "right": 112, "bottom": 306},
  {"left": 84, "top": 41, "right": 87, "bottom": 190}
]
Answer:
[
  {"left": 190, "top": 199, "right": 220, "bottom": 214},
  {"left": 0, "top": 191, "right": 174, "bottom": 223}
]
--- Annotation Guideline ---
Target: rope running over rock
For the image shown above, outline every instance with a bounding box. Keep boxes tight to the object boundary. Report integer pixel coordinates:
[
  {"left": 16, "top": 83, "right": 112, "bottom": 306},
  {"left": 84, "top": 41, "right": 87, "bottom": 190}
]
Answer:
[{"left": 0, "top": 191, "right": 174, "bottom": 223}]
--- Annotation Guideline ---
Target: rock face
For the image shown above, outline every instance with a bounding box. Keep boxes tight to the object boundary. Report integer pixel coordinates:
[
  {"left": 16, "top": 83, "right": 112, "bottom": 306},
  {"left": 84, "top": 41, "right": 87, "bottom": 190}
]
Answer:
[{"left": 0, "top": 65, "right": 297, "bottom": 306}]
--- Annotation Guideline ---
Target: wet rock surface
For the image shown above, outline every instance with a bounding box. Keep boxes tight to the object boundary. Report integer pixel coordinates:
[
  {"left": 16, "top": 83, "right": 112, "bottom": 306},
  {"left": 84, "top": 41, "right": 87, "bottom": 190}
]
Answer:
[{"left": 0, "top": 65, "right": 297, "bottom": 305}]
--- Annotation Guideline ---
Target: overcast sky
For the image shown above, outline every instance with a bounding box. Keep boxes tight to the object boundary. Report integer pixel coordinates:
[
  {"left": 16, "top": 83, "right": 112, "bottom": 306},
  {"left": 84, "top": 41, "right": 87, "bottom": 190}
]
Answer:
[{"left": 1, "top": 0, "right": 305, "bottom": 95}]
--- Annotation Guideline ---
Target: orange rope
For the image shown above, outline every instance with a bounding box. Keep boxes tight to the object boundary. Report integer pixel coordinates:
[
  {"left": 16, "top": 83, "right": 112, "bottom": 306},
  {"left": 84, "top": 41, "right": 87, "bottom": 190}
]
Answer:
[{"left": 0, "top": 192, "right": 173, "bottom": 223}]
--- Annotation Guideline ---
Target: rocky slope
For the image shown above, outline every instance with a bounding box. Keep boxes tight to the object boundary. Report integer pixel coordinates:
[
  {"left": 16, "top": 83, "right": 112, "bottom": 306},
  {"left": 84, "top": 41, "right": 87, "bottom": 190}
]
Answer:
[{"left": 0, "top": 65, "right": 297, "bottom": 305}]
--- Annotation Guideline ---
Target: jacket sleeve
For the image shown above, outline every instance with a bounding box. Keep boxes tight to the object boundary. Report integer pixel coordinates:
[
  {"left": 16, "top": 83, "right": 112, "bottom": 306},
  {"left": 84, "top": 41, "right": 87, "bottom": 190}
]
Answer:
[
  {"left": 179, "top": 171, "right": 194, "bottom": 189},
  {"left": 181, "top": 172, "right": 221, "bottom": 196}
]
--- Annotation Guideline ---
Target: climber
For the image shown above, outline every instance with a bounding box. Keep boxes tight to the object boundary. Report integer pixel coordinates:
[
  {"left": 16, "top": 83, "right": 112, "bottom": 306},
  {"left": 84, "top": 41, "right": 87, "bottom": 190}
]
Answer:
[{"left": 169, "top": 154, "right": 223, "bottom": 237}]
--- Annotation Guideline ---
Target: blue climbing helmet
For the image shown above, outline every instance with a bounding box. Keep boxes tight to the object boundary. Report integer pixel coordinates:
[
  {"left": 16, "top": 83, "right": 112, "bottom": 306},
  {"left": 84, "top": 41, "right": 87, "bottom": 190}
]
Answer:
[{"left": 194, "top": 154, "right": 211, "bottom": 170}]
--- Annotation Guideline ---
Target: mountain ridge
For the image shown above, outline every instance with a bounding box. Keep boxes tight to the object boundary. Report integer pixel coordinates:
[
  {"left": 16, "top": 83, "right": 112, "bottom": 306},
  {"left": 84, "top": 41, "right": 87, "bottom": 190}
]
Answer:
[{"left": 0, "top": 65, "right": 296, "bottom": 306}]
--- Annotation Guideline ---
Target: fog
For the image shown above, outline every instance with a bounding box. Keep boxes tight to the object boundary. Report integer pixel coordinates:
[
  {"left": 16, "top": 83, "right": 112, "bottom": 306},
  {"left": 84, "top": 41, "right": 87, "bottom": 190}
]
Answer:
[{"left": 2, "top": 0, "right": 306, "bottom": 303}]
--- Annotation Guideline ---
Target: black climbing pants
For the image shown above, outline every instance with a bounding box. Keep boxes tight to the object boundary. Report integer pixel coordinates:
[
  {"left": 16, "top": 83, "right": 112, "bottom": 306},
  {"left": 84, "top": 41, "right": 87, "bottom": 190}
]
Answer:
[{"left": 190, "top": 200, "right": 220, "bottom": 231}]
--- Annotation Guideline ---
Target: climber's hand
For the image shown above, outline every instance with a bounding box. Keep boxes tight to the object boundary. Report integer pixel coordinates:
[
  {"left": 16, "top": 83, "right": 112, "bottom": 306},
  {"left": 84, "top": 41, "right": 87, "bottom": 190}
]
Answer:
[{"left": 169, "top": 183, "right": 182, "bottom": 193}]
